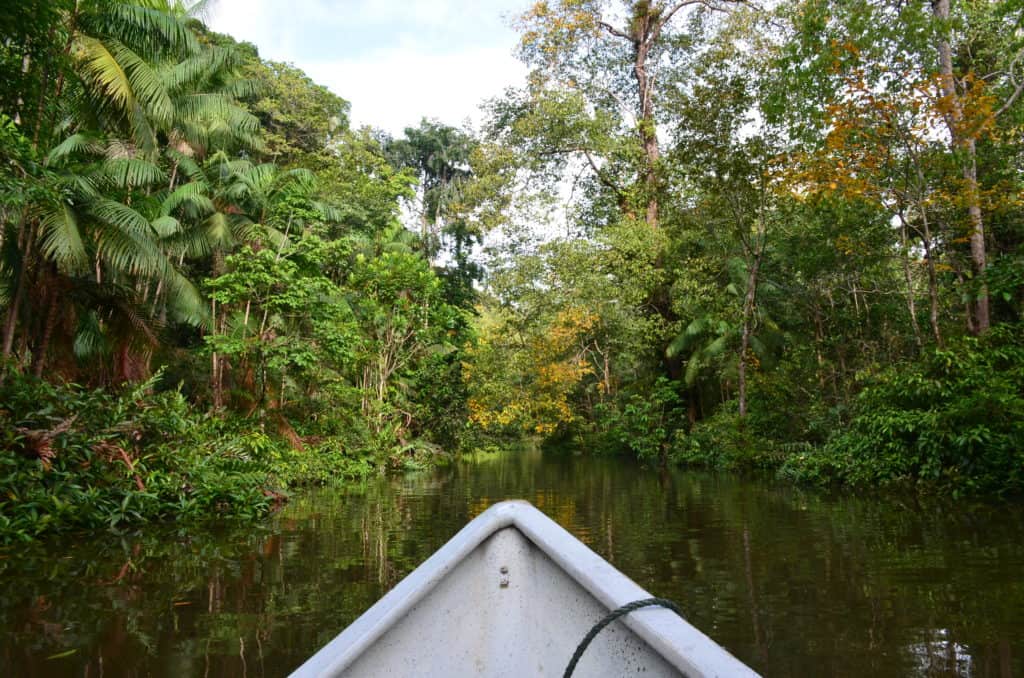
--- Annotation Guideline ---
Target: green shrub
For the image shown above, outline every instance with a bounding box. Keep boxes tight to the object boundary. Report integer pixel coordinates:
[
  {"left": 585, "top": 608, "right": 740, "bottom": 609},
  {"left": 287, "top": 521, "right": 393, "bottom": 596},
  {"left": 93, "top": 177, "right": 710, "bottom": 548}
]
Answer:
[
  {"left": 0, "top": 372, "right": 280, "bottom": 542},
  {"left": 781, "top": 324, "right": 1024, "bottom": 497},
  {"left": 591, "top": 377, "right": 685, "bottom": 462},
  {"left": 0, "top": 370, "right": 385, "bottom": 544},
  {"left": 670, "top": 405, "right": 786, "bottom": 470}
]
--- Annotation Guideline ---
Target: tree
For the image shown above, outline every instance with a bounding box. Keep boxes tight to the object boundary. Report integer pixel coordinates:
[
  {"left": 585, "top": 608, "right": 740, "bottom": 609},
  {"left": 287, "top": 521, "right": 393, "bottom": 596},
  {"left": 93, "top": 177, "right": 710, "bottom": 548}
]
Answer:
[
  {"left": 782, "top": 0, "right": 1024, "bottom": 334},
  {"left": 242, "top": 58, "right": 349, "bottom": 168},
  {"left": 515, "top": 0, "right": 744, "bottom": 231},
  {"left": 2, "top": 1, "right": 206, "bottom": 376}
]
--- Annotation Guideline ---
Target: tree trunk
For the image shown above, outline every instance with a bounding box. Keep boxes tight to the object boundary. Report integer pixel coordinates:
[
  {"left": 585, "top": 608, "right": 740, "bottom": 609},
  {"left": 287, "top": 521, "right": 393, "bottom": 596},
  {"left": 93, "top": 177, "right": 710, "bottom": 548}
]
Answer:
[
  {"left": 932, "top": 0, "right": 989, "bottom": 333},
  {"left": 211, "top": 298, "right": 222, "bottom": 409},
  {"left": 919, "top": 214, "right": 944, "bottom": 347},
  {"left": 3, "top": 216, "right": 32, "bottom": 362},
  {"left": 963, "top": 141, "right": 989, "bottom": 332},
  {"left": 0, "top": 281, "right": 23, "bottom": 359},
  {"left": 898, "top": 214, "right": 923, "bottom": 350},
  {"left": 911, "top": 161, "right": 944, "bottom": 347},
  {"left": 2, "top": 263, "right": 27, "bottom": 361},
  {"left": 812, "top": 303, "right": 827, "bottom": 389},
  {"left": 36, "top": 1, "right": 80, "bottom": 149},
  {"left": 32, "top": 281, "right": 60, "bottom": 378},
  {"left": 738, "top": 255, "right": 761, "bottom": 419},
  {"left": 361, "top": 365, "right": 371, "bottom": 417},
  {"left": 30, "top": 27, "right": 56, "bottom": 149},
  {"left": 603, "top": 349, "right": 611, "bottom": 399},
  {"left": 952, "top": 267, "right": 977, "bottom": 335},
  {"left": 631, "top": 14, "right": 660, "bottom": 230}
]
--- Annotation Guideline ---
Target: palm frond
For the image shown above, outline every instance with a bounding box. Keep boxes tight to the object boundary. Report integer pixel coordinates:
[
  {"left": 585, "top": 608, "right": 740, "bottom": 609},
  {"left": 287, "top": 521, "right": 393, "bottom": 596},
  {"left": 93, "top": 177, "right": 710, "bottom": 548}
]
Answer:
[
  {"left": 163, "top": 270, "right": 208, "bottom": 327},
  {"left": 93, "top": 220, "right": 156, "bottom": 275},
  {"left": 174, "top": 92, "right": 232, "bottom": 122},
  {"left": 39, "top": 203, "right": 89, "bottom": 275},
  {"left": 232, "top": 218, "right": 269, "bottom": 245},
  {"left": 162, "top": 226, "right": 214, "bottom": 258},
  {"left": 224, "top": 77, "right": 261, "bottom": 99},
  {"left": 704, "top": 335, "right": 730, "bottom": 357},
  {"left": 91, "top": 198, "right": 154, "bottom": 237},
  {"left": 313, "top": 200, "right": 345, "bottom": 224},
  {"left": 80, "top": 37, "right": 175, "bottom": 130},
  {"left": 111, "top": 39, "right": 175, "bottom": 127},
  {"left": 235, "top": 163, "right": 279, "bottom": 194},
  {"left": 666, "top": 316, "right": 710, "bottom": 358},
  {"left": 684, "top": 356, "right": 703, "bottom": 387},
  {"left": 178, "top": 0, "right": 216, "bottom": 21},
  {"left": 128, "top": 99, "right": 160, "bottom": 156},
  {"left": 227, "top": 105, "right": 261, "bottom": 135},
  {"left": 161, "top": 181, "right": 213, "bottom": 216},
  {"left": 165, "top": 148, "right": 205, "bottom": 182},
  {"left": 281, "top": 167, "right": 317, "bottom": 190},
  {"left": 152, "top": 215, "right": 181, "bottom": 237},
  {"left": 102, "top": 3, "right": 200, "bottom": 56},
  {"left": 46, "top": 133, "right": 105, "bottom": 165},
  {"left": 103, "top": 138, "right": 139, "bottom": 160},
  {"left": 261, "top": 225, "right": 289, "bottom": 250},
  {"left": 78, "top": 36, "right": 136, "bottom": 114},
  {"left": 203, "top": 211, "right": 234, "bottom": 249},
  {"left": 93, "top": 157, "right": 167, "bottom": 189},
  {"left": 73, "top": 310, "right": 110, "bottom": 361},
  {"left": 61, "top": 173, "right": 102, "bottom": 200},
  {"left": 210, "top": 156, "right": 253, "bottom": 182},
  {"left": 159, "top": 46, "right": 232, "bottom": 92}
]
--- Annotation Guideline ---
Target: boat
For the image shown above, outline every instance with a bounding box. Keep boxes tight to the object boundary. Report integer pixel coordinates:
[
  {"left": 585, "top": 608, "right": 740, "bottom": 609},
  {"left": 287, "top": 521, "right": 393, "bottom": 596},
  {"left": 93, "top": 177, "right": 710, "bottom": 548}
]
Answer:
[{"left": 290, "top": 500, "right": 759, "bottom": 677}]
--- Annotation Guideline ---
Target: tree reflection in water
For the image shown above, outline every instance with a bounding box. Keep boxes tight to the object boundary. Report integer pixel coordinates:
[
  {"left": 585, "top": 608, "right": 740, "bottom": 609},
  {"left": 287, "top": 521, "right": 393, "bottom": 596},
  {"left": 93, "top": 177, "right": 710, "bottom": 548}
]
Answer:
[{"left": 1, "top": 447, "right": 1022, "bottom": 677}]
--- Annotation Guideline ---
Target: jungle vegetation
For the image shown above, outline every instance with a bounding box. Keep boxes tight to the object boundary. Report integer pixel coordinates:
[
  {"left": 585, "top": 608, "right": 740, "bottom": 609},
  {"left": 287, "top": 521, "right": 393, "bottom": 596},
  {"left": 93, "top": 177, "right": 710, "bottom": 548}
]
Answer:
[{"left": 1, "top": 0, "right": 1022, "bottom": 542}]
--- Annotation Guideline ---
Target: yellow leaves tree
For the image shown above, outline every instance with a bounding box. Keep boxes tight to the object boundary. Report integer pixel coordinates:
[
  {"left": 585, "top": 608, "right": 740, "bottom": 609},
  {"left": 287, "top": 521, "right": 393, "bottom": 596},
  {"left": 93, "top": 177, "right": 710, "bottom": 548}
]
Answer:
[
  {"left": 465, "top": 305, "right": 596, "bottom": 435},
  {"left": 792, "top": 67, "right": 969, "bottom": 347}
]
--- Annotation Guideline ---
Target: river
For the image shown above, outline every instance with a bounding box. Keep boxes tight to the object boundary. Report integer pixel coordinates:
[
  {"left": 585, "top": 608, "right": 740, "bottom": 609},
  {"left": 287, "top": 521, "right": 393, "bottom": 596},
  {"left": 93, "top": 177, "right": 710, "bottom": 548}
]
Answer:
[{"left": 2, "top": 447, "right": 1022, "bottom": 677}]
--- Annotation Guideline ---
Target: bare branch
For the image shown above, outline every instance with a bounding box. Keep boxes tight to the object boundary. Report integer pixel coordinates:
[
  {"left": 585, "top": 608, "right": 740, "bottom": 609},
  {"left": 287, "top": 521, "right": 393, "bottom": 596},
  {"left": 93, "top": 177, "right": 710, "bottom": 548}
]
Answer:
[
  {"left": 659, "top": 0, "right": 702, "bottom": 31},
  {"left": 653, "top": 1, "right": 746, "bottom": 42},
  {"left": 582, "top": 149, "right": 626, "bottom": 199},
  {"left": 597, "top": 20, "right": 630, "bottom": 40},
  {"left": 993, "top": 81, "right": 1024, "bottom": 119},
  {"left": 993, "top": 50, "right": 1024, "bottom": 119}
]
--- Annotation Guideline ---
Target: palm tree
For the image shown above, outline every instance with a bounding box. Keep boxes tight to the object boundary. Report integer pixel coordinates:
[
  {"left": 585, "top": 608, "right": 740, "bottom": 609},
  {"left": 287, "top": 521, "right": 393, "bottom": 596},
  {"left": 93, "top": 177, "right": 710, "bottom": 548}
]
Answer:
[
  {"left": 1, "top": 1, "right": 260, "bottom": 380},
  {"left": 2, "top": 1, "right": 196, "bottom": 368},
  {"left": 666, "top": 258, "right": 784, "bottom": 419},
  {"left": 32, "top": 132, "right": 206, "bottom": 379}
]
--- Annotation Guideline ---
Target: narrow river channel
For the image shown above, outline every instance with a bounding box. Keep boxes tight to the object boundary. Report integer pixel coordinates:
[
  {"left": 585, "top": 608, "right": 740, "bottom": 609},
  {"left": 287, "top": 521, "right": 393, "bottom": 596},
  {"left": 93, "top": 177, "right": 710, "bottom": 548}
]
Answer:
[{"left": 2, "top": 447, "right": 1022, "bottom": 677}]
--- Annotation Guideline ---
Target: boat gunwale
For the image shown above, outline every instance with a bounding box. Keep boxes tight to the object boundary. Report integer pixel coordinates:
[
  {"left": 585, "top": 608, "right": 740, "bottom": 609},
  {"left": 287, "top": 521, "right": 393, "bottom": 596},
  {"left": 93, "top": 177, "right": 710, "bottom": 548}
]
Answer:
[{"left": 290, "top": 500, "right": 758, "bottom": 677}]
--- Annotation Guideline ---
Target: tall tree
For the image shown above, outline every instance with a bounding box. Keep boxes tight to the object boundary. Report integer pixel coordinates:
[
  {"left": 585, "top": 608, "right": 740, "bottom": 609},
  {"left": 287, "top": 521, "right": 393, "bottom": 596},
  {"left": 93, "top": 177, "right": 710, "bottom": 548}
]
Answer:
[
  {"left": 385, "top": 120, "right": 474, "bottom": 261},
  {"left": 515, "top": 0, "right": 743, "bottom": 231}
]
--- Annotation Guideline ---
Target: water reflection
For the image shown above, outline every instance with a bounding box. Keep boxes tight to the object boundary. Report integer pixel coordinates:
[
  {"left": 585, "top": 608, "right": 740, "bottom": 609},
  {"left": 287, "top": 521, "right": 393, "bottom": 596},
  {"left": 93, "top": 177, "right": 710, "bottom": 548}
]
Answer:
[
  {"left": 908, "top": 629, "right": 973, "bottom": 677},
  {"left": 1, "top": 447, "right": 1022, "bottom": 677}
]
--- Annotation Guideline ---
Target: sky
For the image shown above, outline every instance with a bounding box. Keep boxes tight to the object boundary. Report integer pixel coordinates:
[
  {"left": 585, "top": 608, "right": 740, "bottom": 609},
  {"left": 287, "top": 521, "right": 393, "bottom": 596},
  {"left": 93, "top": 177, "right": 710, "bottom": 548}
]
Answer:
[{"left": 208, "top": 0, "right": 530, "bottom": 136}]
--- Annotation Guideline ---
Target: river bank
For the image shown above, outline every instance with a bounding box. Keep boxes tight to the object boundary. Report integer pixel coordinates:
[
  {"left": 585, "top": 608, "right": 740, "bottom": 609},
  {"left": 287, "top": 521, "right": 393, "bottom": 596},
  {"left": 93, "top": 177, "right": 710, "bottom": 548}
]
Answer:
[{"left": 0, "top": 371, "right": 441, "bottom": 545}]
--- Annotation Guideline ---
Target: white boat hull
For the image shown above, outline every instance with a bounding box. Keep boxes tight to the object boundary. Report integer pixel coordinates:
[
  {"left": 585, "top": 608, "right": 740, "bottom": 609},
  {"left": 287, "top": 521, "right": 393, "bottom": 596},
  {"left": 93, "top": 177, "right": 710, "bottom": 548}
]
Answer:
[{"left": 291, "top": 500, "right": 759, "bottom": 677}]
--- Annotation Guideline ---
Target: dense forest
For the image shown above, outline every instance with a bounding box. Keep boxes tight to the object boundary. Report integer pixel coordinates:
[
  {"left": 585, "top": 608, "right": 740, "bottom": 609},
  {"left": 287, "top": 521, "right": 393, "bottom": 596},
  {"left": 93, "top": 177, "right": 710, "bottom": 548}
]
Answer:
[{"left": 1, "top": 0, "right": 1022, "bottom": 543}]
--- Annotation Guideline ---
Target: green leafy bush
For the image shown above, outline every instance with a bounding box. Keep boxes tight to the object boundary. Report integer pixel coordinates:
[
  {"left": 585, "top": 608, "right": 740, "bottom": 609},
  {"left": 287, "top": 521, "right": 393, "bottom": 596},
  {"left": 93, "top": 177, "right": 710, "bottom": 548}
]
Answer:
[
  {"left": 670, "top": 404, "right": 787, "bottom": 470},
  {"left": 0, "top": 370, "right": 383, "bottom": 544},
  {"left": 0, "top": 372, "right": 273, "bottom": 542},
  {"left": 781, "top": 324, "right": 1024, "bottom": 497},
  {"left": 592, "top": 378, "right": 685, "bottom": 461}
]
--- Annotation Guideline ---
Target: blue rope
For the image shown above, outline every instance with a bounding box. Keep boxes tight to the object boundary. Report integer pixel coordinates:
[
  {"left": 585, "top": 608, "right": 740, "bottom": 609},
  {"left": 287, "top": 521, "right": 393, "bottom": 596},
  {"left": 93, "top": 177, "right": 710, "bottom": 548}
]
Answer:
[{"left": 563, "top": 597, "right": 689, "bottom": 678}]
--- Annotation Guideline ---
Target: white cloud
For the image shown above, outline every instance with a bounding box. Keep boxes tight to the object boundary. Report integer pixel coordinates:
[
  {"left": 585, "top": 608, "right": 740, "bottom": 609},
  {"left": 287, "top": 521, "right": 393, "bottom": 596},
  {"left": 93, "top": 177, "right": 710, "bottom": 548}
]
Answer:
[
  {"left": 208, "top": 0, "right": 529, "bottom": 135},
  {"left": 304, "top": 47, "right": 527, "bottom": 134}
]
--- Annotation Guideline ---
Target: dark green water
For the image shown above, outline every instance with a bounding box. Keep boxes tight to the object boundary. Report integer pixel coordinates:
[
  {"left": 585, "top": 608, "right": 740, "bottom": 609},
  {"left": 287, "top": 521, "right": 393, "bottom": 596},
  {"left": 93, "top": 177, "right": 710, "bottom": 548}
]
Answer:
[{"left": 2, "top": 448, "right": 1023, "bottom": 677}]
